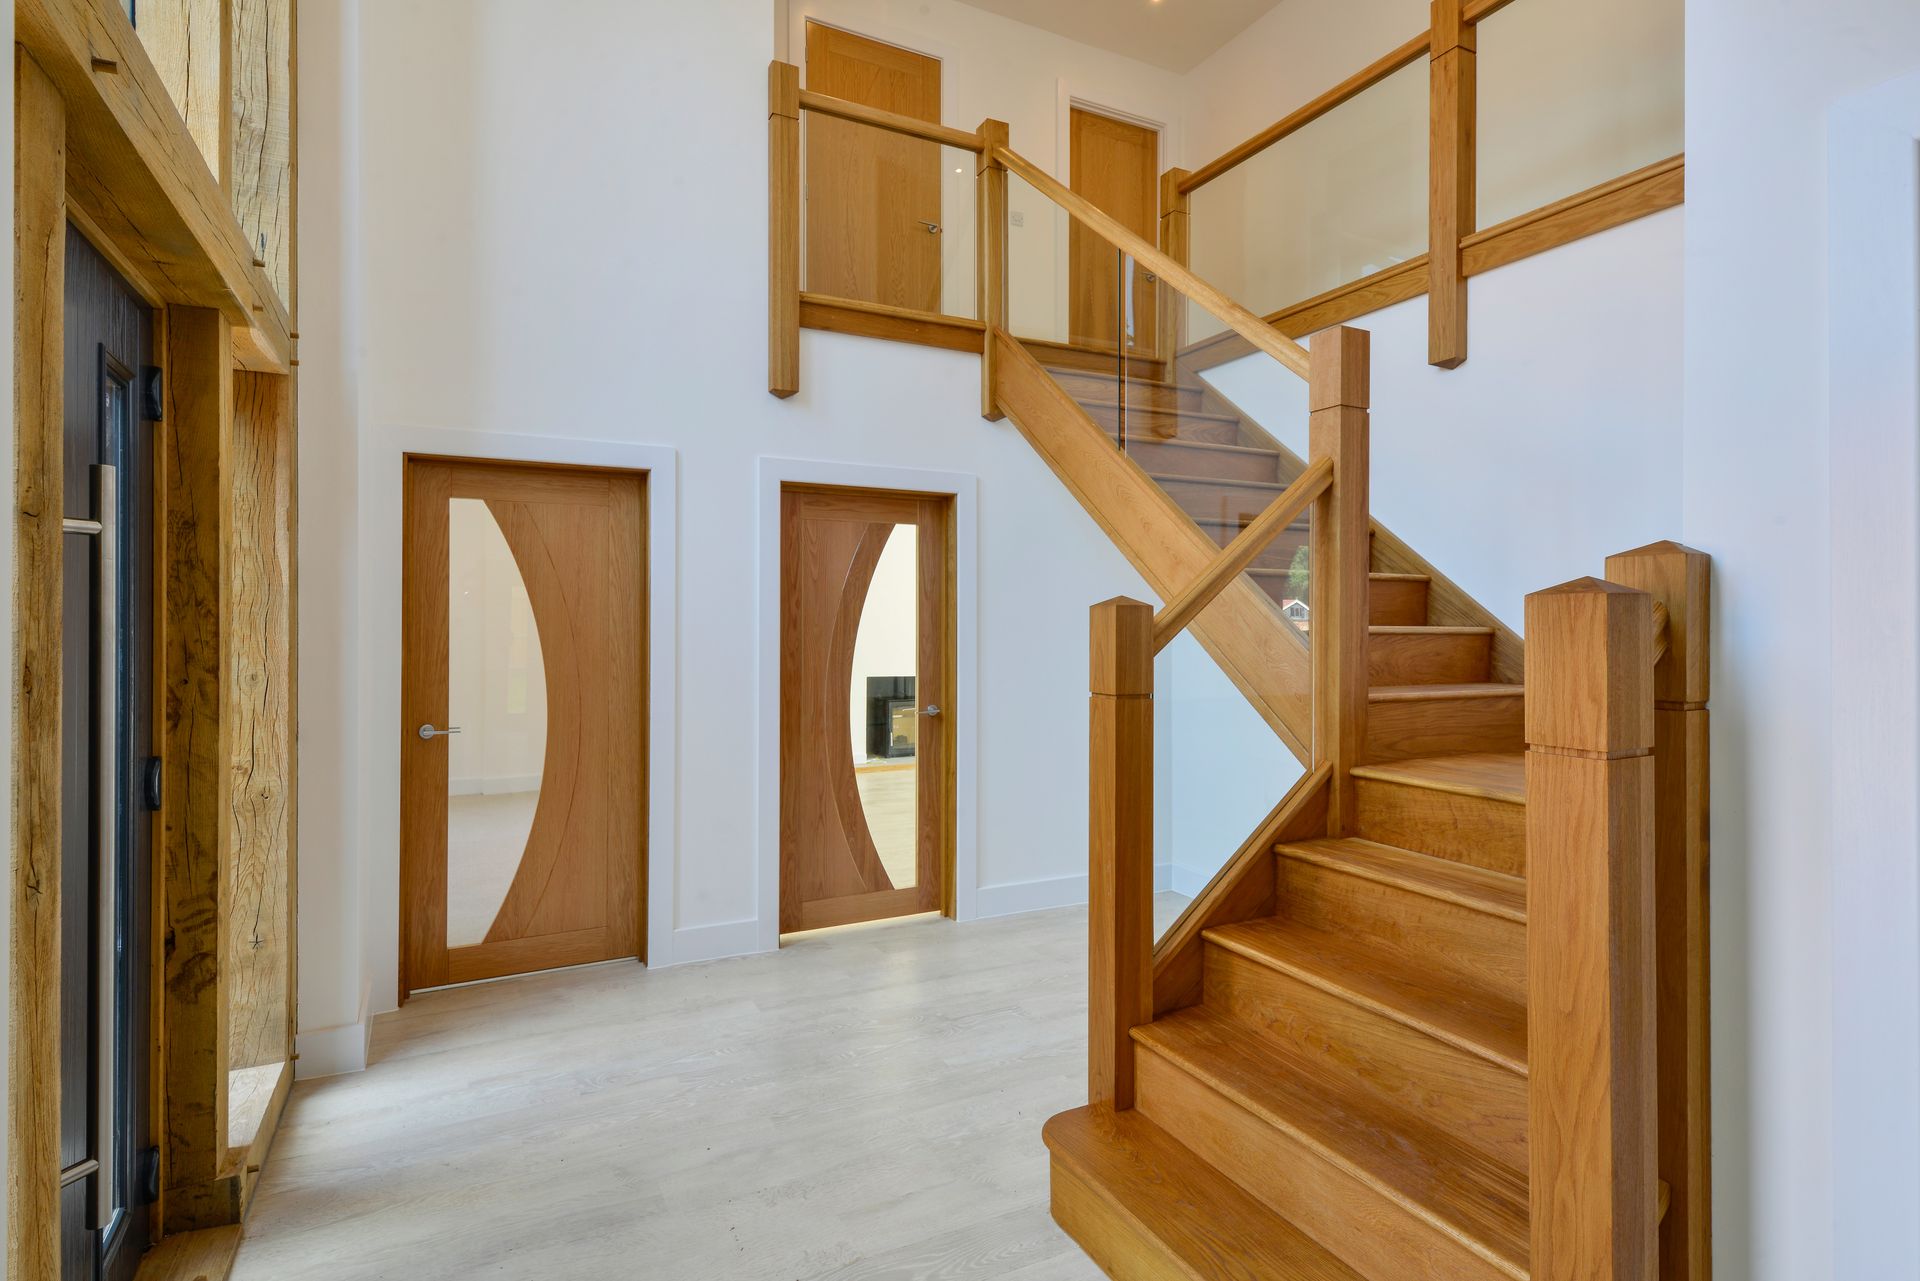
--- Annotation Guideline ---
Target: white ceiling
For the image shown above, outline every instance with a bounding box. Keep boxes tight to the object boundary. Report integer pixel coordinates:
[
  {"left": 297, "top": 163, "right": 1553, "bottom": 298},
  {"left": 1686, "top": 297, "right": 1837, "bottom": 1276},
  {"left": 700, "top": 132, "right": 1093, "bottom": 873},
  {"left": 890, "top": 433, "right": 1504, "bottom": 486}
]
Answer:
[{"left": 951, "top": 0, "right": 1285, "bottom": 73}]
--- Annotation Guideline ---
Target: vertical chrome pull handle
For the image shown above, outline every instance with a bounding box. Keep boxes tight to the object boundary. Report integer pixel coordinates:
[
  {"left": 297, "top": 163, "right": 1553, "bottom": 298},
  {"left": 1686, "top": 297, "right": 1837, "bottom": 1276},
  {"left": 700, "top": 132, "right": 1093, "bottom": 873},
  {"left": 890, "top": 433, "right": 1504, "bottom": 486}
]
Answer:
[{"left": 90, "top": 462, "right": 120, "bottom": 1231}]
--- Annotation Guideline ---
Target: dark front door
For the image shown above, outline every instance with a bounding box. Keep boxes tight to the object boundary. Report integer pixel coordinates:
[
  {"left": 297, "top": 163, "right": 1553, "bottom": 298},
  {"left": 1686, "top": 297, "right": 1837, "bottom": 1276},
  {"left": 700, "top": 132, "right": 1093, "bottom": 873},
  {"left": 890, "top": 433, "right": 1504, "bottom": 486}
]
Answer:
[{"left": 58, "top": 227, "right": 157, "bottom": 1281}]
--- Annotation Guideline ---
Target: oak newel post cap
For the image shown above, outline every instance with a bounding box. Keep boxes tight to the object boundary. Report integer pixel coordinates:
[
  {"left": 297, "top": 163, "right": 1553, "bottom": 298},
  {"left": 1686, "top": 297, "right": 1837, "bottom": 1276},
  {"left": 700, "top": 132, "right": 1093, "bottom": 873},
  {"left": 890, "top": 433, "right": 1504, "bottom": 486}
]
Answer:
[
  {"left": 1604, "top": 540, "right": 1711, "bottom": 705},
  {"left": 1523, "top": 576, "right": 1654, "bottom": 755},
  {"left": 1308, "top": 326, "right": 1370, "bottom": 412},
  {"left": 1090, "top": 597, "right": 1154, "bottom": 697}
]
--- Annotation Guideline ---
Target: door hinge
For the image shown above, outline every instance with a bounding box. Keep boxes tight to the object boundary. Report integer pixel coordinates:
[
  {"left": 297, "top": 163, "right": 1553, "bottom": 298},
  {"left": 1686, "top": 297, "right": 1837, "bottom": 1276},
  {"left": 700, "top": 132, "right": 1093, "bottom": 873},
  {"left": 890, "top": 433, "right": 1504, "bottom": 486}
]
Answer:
[
  {"left": 144, "top": 757, "right": 163, "bottom": 811},
  {"left": 141, "top": 366, "right": 163, "bottom": 422}
]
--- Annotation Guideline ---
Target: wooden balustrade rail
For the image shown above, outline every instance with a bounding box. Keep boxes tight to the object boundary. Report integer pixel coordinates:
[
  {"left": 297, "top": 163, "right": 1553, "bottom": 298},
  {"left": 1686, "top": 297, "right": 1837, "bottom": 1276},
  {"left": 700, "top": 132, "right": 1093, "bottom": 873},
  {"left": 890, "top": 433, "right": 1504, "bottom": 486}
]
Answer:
[
  {"left": 797, "top": 87, "right": 988, "bottom": 151},
  {"left": 1152, "top": 457, "right": 1331, "bottom": 652},
  {"left": 991, "top": 143, "right": 1312, "bottom": 380}
]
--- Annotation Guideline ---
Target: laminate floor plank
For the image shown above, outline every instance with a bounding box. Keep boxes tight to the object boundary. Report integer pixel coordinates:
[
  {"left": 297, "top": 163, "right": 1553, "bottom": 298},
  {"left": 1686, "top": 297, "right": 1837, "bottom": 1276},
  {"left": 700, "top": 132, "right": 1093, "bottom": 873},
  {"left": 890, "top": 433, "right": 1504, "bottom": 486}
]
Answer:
[{"left": 232, "top": 908, "right": 1106, "bottom": 1281}]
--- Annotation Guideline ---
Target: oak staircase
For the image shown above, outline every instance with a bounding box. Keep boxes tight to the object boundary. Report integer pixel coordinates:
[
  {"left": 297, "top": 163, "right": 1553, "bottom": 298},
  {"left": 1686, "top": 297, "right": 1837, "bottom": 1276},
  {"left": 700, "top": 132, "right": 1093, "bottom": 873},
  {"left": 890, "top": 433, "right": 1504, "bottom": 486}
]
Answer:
[{"left": 768, "top": 66, "right": 1711, "bottom": 1281}]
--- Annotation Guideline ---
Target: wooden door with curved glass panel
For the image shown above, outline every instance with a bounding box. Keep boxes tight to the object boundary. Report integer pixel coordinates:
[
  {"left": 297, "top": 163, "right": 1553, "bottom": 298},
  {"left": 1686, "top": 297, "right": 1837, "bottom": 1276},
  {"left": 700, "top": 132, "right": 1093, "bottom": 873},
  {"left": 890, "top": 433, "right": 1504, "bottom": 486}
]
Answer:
[
  {"left": 400, "top": 458, "right": 646, "bottom": 995},
  {"left": 780, "top": 486, "right": 953, "bottom": 934}
]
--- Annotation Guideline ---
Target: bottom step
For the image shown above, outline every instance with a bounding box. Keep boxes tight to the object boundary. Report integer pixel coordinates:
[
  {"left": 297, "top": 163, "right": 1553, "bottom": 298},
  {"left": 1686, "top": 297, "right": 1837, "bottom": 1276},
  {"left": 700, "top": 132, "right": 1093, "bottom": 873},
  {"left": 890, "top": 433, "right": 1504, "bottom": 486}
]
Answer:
[{"left": 1043, "top": 1104, "right": 1365, "bottom": 1281}]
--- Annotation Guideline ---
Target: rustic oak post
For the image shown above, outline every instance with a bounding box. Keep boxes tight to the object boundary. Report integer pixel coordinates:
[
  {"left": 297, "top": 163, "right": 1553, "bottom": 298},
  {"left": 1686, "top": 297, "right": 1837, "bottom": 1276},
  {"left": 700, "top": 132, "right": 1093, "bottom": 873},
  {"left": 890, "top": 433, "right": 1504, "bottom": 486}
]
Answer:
[
  {"left": 11, "top": 44, "right": 67, "bottom": 1281},
  {"left": 1155, "top": 167, "right": 1191, "bottom": 367},
  {"left": 768, "top": 60, "right": 801, "bottom": 398},
  {"left": 1525, "top": 577, "right": 1658, "bottom": 1281},
  {"left": 976, "top": 118, "right": 1010, "bottom": 420},
  {"left": 1428, "top": 0, "right": 1475, "bottom": 368},
  {"left": 1605, "top": 542, "right": 1712, "bottom": 1281},
  {"left": 1308, "top": 326, "right": 1370, "bottom": 831},
  {"left": 1088, "top": 597, "right": 1153, "bottom": 1109}
]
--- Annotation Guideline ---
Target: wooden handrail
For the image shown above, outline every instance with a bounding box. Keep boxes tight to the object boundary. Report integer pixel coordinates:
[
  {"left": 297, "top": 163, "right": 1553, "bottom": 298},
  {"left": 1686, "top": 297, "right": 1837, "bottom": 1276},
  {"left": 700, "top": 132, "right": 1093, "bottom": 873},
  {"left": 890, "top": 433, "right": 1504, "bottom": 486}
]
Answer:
[
  {"left": 1152, "top": 457, "right": 1332, "bottom": 652},
  {"left": 993, "top": 143, "right": 1312, "bottom": 380},
  {"left": 1179, "top": 31, "right": 1429, "bottom": 193},
  {"left": 798, "top": 88, "right": 985, "bottom": 152}
]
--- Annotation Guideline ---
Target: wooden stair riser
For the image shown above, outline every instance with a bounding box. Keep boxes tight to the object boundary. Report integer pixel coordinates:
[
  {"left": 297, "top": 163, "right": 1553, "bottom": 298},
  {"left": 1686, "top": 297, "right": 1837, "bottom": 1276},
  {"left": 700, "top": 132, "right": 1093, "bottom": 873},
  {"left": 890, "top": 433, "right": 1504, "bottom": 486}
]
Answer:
[
  {"left": 1368, "top": 629, "right": 1494, "bottom": 685},
  {"left": 1158, "top": 476, "right": 1292, "bottom": 527},
  {"left": 1048, "top": 1164, "right": 1188, "bottom": 1281},
  {"left": 1044, "top": 367, "right": 1207, "bottom": 413},
  {"left": 1120, "top": 438, "right": 1283, "bottom": 484},
  {"left": 1080, "top": 399, "right": 1243, "bottom": 445},
  {"left": 1369, "top": 575, "right": 1430, "bottom": 626},
  {"left": 1202, "top": 943, "right": 1529, "bottom": 1170},
  {"left": 1366, "top": 691, "right": 1525, "bottom": 761},
  {"left": 1133, "top": 1047, "right": 1521, "bottom": 1281},
  {"left": 1216, "top": 531, "right": 1310, "bottom": 574},
  {"left": 1350, "top": 776, "right": 1526, "bottom": 876},
  {"left": 1272, "top": 853, "right": 1525, "bottom": 1004}
]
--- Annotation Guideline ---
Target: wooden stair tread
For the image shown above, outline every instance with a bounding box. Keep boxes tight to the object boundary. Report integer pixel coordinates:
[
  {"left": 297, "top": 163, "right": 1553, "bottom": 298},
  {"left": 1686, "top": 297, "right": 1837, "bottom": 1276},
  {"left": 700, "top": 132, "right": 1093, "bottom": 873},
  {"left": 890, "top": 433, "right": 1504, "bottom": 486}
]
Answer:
[
  {"left": 1350, "top": 752, "right": 1526, "bottom": 804},
  {"left": 1076, "top": 397, "right": 1241, "bottom": 424},
  {"left": 1043, "top": 1103, "right": 1370, "bottom": 1281},
  {"left": 1369, "top": 572, "right": 1430, "bottom": 582},
  {"left": 1116, "top": 437, "right": 1279, "bottom": 459},
  {"left": 1369, "top": 625, "right": 1493, "bottom": 636},
  {"left": 1149, "top": 472, "right": 1289, "bottom": 494},
  {"left": 1134, "top": 1007, "right": 1530, "bottom": 1276},
  {"left": 1275, "top": 836, "right": 1526, "bottom": 923},
  {"left": 1370, "top": 683, "right": 1524, "bottom": 702},
  {"left": 1203, "top": 918, "right": 1528, "bottom": 1073}
]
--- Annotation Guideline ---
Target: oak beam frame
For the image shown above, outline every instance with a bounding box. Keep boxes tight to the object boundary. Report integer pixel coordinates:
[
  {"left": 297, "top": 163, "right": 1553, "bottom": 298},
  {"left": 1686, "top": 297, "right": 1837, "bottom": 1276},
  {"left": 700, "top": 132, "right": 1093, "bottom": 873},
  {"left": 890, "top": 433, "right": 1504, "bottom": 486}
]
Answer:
[
  {"left": 15, "top": 0, "right": 292, "bottom": 371},
  {"left": 10, "top": 45, "right": 69, "bottom": 1281},
  {"left": 1088, "top": 598, "right": 1154, "bottom": 1109},
  {"left": 1525, "top": 576, "right": 1659, "bottom": 1281}
]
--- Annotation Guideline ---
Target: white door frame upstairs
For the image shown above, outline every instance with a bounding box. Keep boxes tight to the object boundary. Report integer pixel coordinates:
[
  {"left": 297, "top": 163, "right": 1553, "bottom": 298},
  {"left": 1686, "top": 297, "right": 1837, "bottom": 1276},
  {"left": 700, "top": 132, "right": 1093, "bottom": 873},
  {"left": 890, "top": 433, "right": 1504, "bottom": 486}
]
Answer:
[
  {"left": 754, "top": 457, "right": 982, "bottom": 954},
  {"left": 1827, "top": 67, "right": 1920, "bottom": 1281}
]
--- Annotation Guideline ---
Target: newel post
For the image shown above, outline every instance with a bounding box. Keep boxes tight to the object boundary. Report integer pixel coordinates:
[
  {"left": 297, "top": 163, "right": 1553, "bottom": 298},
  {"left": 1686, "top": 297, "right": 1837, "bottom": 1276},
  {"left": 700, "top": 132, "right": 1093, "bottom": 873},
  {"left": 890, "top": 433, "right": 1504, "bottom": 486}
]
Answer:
[
  {"left": 1088, "top": 597, "right": 1154, "bottom": 1109},
  {"left": 1308, "top": 326, "right": 1371, "bottom": 832},
  {"left": 768, "top": 60, "right": 801, "bottom": 398},
  {"left": 1525, "top": 578, "right": 1659, "bottom": 1281},
  {"left": 1155, "top": 168, "right": 1191, "bottom": 364},
  {"left": 1428, "top": 0, "right": 1475, "bottom": 368},
  {"left": 1605, "top": 543, "right": 1712, "bottom": 1281},
  {"left": 976, "top": 118, "right": 1010, "bottom": 421}
]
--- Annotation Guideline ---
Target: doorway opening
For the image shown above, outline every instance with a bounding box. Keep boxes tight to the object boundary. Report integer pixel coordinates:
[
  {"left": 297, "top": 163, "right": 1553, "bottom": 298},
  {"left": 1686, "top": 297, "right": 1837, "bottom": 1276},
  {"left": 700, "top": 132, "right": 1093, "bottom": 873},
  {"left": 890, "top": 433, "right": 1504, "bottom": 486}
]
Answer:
[
  {"left": 1067, "top": 104, "right": 1162, "bottom": 351},
  {"left": 399, "top": 458, "right": 649, "bottom": 996},
  {"left": 779, "top": 485, "right": 955, "bottom": 936}
]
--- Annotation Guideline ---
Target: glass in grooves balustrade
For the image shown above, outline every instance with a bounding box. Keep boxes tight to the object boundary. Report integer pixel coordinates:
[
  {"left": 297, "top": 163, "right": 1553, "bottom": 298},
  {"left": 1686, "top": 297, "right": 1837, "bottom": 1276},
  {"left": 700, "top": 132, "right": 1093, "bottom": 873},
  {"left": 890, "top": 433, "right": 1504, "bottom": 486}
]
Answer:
[{"left": 999, "top": 171, "right": 1313, "bottom": 941}]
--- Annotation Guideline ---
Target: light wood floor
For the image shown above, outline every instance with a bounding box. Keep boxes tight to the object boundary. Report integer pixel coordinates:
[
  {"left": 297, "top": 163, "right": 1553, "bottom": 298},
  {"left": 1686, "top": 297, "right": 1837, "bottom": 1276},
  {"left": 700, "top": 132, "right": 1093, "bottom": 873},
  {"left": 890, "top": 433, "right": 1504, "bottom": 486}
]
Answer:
[{"left": 231, "top": 907, "right": 1122, "bottom": 1280}]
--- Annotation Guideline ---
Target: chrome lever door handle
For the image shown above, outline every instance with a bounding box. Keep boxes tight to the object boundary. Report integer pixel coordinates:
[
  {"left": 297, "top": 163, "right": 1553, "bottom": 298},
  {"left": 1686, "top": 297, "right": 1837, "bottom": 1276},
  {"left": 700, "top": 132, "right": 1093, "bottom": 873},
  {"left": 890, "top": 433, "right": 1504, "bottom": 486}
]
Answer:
[
  {"left": 918, "top": 220, "right": 943, "bottom": 234},
  {"left": 922, "top": 705, "right": 942, "bottom": 718},
  {"left": 417, "top": 723, "right": 462, "bottom": 740}
]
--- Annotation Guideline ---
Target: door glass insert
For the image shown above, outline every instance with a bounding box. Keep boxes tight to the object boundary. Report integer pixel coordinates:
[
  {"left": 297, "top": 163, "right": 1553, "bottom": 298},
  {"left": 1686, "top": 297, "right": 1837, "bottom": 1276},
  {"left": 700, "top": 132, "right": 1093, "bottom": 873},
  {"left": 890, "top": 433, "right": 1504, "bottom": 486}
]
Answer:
[
  {"left": 445, "top": 498, "right": 548, "bottom": 948},
  {"left": 850, "top": 523, "right": 919, "bottom": 892}
]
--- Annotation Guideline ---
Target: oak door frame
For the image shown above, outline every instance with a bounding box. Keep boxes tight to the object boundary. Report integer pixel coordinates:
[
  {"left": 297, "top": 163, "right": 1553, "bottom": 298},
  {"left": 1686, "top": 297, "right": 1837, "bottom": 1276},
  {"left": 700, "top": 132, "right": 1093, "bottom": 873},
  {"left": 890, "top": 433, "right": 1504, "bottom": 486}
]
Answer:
[
  {"left": 359, "top": 432, "right": 678, "bottom": 1035},
  {"left": 1050, "top": 92, "right": 1171, "bottom": 350},
  {"left": 397, "top": 456, "right": 648, "bottom": 998},
  {"left": 755, "top": 458, "right": 980, "bottom": 954}
]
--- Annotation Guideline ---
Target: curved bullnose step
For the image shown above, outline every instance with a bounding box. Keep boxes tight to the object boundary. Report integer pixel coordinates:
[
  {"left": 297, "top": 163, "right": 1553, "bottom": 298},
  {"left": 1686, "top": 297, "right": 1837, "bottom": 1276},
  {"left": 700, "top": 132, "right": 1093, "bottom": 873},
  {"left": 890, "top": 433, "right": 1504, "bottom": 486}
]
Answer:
[
  {"left": 1043, "top": 1104, "right": 1369, "bottom": 1281},
  {"left": 1132, "top": 1008, "right": 1530, "bottom": 1281}
]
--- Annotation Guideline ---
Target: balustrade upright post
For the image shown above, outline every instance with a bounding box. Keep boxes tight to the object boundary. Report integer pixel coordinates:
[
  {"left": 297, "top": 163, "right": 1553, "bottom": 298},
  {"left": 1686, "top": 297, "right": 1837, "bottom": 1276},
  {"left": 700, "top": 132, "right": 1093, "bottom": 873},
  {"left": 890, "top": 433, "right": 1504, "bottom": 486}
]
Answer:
[
  {"left": 1156, "top": 168, "right": 1191, "bottom": 368},
  {"left": 1525, "top": 577, "right": 1659, "bottom": 1281},
  {"left": 1088, "top": 597, "right": 1154, "bottom": 1109},
  {"left": 1308, "top": 326, "right": 1371, "bottom": 831},
  {"left": 976, "top": 119, "right": 1010, "bottom": 420},
  {"left": 768, "top": 60, "right": 801, "bottom": 398},
  {"left": 1605, "top": 542, "right": 1712, "bottom": 1281}
]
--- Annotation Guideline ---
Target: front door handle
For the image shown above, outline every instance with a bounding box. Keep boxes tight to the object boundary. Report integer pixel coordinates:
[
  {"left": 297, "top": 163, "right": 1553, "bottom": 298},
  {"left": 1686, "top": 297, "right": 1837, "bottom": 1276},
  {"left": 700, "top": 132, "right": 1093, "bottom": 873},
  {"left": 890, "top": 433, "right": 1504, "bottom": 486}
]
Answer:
[{"left": 417, "top": 723, "right": 462, "bottom": 740}]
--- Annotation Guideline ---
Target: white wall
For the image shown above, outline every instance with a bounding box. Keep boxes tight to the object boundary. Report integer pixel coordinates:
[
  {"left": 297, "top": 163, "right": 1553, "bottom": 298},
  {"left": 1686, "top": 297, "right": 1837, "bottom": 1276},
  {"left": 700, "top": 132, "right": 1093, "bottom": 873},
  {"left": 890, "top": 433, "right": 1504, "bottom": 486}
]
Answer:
[
  {"left": 1684, "top": 4, "right": 1920, "bottom": 1279},
  {"left": 294, "top": 0, "right": 1165, "bottom": 1067},
  {"left": 1202, "top": 206, "right": 1685, "bottom": 632}
]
